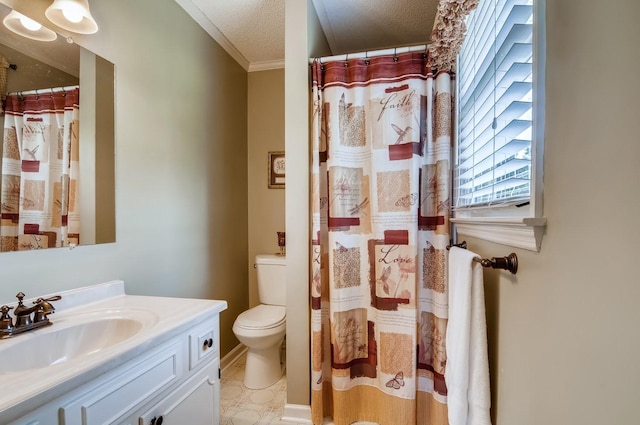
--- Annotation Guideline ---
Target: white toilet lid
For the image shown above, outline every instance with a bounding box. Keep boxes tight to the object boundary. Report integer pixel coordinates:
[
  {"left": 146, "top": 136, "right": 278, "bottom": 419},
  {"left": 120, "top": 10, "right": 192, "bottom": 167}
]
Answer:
[{"left": 236, "top": 305, "right": 286, "bottom": 330}]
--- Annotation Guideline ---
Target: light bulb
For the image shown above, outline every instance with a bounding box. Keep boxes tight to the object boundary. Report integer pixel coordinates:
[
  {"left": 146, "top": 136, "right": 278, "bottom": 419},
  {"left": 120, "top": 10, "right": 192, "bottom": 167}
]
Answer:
[
  {"left": 62, "top": 4, "right": 84, "bottom": 23},
  {"left": 19, "top": 15, "right": 42, "bottom": 31}
]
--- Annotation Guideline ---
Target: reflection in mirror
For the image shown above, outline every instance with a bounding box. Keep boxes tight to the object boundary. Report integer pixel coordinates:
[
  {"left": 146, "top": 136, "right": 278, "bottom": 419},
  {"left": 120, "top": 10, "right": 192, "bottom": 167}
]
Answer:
[{"left": 0, "top": 1, "right": 115, "bottom": 252}]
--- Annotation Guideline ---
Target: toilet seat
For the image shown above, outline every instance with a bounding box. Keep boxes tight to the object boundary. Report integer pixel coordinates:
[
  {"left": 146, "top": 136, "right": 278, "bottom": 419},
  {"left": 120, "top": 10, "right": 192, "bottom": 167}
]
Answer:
[{"left": 235, "top": 305, "right": 285, "bottom": 330}]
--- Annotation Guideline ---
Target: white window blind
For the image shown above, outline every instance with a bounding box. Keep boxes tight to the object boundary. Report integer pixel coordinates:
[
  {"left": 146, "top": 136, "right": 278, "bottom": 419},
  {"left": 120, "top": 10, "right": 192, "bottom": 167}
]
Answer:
[{"left": 455, "top": 0, "right": 534, "bottom": 208}]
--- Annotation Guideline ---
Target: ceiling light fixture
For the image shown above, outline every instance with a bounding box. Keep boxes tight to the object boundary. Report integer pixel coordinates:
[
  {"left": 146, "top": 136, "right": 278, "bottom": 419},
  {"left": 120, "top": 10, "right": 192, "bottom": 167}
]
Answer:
[
  {"left": 45, "top": 0, "right": 98, "bottom": 34},
  {"left": 2, "top": 10, "right": 57, "bottom": 42}
]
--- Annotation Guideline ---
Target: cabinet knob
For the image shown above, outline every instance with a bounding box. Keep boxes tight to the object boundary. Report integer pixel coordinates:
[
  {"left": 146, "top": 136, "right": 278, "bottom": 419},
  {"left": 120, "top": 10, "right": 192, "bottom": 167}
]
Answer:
[
  {"left": 150, "top": 416, "right": 164, "bottom": 425},
  {"left": 202, "top": 337, "right": 213, "bottom": 350}
]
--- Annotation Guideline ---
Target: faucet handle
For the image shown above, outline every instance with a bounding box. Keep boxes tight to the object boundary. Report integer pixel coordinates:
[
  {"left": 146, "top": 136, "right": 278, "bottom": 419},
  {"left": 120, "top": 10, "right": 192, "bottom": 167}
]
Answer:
[
  {"left": 1, "top": 305, "right": 13, "bottom": 317},
  {"left": 0, "top": 305, "right": 14, "bottom": 331},
  {"left": 35, "top": 295, "right": 62, "bottom": 303},
  {"left": 33, "top": 295, "right": 61, "bottom": 317},
  {"left": 15, "top": 292, "right": 25, "bottom": 304}
]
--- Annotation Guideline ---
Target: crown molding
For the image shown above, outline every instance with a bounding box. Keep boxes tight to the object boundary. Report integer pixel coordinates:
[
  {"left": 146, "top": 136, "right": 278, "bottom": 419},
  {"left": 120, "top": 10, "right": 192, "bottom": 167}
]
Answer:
[{"left": 249, "top": 59, "right": 285, "bottom": 72}]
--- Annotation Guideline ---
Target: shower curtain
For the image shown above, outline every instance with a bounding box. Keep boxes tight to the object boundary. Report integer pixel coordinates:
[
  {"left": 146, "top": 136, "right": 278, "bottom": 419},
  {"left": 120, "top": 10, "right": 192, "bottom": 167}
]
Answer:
[
  {"left": 1, "top": 88, "right": 80, "bottom": 251},
  {"left": 310, "top": 51, "right": 453, "bottom": 425}
]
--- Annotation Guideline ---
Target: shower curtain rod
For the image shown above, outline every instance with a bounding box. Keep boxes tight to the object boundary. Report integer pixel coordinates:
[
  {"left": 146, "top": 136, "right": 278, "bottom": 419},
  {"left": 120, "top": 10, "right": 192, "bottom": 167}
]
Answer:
[
  {"left": 310, "top": 44, "right": 428, "bottom": 64},
  {"left": 7, "top": 84, "right": 79, "bottom": 97}
]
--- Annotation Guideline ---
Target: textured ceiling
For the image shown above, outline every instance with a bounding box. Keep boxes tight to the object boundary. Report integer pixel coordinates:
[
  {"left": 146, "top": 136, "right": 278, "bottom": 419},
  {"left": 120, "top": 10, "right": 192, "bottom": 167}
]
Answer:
[
  {"left": 175, "top": 0, "right": 439, "bottom": 72},
  {"left": 313, "top": 0, "right": 437, "bottom": 55}
]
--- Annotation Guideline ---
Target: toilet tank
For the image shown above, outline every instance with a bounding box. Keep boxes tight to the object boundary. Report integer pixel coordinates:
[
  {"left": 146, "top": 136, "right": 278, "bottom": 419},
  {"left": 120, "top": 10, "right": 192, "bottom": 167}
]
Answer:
[{"left": 255, "top": 254, "right": 286, "bottom": 306}]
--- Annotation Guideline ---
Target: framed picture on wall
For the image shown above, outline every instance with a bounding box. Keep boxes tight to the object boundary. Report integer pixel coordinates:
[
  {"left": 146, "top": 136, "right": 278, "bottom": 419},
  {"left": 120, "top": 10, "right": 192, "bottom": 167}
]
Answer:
[{"left": 268, "top": 151, "right": 285, "bottom": 189}]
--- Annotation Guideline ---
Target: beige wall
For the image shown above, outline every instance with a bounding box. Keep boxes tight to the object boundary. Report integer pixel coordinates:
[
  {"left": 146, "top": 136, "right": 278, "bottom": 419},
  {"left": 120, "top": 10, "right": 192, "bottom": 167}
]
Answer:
[
  {"left": 307, "top": 0, "right": 332, "bottom": 59},
  {"left": 284, "top": 0, "right": 311, "bottom": 407},
  {"left": 247, "top": 69, "right": 285, "bottom": 308},
  {"left": 283, "top": 0, "right": 332, "bottom": 409},
  {"left": 471, "top": 1, "right": 640, "bottom": 424},
  {"left": 0, "top": 0, "right": 249, "bottom": 358}
]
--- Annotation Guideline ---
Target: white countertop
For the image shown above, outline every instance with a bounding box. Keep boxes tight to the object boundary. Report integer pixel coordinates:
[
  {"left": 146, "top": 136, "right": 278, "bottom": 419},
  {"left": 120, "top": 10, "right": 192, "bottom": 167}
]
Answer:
[{"left": 0, "top": 280, "right": 227, "bottom": 422}]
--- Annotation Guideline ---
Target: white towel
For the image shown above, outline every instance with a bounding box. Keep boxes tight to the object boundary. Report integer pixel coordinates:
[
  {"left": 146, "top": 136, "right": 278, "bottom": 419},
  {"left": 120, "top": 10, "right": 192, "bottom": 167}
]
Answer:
[{"left": 446, "top": 247, "right": 492, "bottom": 425}]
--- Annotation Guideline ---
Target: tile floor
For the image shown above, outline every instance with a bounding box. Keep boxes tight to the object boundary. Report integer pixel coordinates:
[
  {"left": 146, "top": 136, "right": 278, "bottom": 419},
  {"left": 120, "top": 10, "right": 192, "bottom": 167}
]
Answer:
[
  {"left": 220, "top": 351, "right": 289, "bottom": 425},
  {"left": 220, "top": 351, "right": 375, "bottom": 425}
]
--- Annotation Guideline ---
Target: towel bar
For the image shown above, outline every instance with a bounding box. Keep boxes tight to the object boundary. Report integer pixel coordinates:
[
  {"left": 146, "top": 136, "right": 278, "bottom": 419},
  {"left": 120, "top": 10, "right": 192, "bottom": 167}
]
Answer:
[{"left": 446, "top": 241, "right": 518, "bottom": 274}]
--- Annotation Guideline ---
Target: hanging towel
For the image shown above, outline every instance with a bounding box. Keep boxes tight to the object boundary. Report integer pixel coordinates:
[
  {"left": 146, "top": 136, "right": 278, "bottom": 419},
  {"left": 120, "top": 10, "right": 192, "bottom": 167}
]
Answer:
[{"left": 446, "top": 247, "right": 492, "bottom": 425}]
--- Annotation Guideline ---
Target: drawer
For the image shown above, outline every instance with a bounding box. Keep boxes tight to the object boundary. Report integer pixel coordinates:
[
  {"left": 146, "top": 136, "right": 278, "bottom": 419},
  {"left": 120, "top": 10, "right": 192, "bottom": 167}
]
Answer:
[
  {"left": 59, "top": 339, "right": 187, "bottom": 425},
  {"left": 189, "top": 315, "right": 220, "bottom": 369}
]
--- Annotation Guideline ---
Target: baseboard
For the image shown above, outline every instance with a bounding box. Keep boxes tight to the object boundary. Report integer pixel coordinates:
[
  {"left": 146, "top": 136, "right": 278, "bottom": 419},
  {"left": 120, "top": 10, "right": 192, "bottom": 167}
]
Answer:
[
  {"left": 220, "top": 343, "right": 247, "bottom": 372},
  {"left": 281, "top": 403, "right": 312, "bottom": 424}
]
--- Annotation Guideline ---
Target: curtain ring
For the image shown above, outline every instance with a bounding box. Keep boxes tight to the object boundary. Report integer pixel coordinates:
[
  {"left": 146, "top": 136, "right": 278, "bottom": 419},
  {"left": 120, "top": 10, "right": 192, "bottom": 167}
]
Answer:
[
  {"left": 393, "top": 48, "right": 398, "bottom": 62},
  {"left": 365, "top": 51, "right": 370, "bottom": 66},
  {"left": 344, "top": 53, "right": 349, "bottom": 68}
]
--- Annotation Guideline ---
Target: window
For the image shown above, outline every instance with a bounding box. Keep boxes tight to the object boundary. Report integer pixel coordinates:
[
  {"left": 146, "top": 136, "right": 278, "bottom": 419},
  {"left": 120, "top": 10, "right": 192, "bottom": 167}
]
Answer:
[{"left": 451, "top": 0, "right": 546, "bottom": 251}]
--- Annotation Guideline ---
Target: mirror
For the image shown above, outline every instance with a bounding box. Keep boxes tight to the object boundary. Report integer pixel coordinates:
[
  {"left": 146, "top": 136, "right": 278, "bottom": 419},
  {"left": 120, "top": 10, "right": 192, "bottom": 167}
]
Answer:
[{"left": 0, "top": 1, "right": 115, "bottom": 251}]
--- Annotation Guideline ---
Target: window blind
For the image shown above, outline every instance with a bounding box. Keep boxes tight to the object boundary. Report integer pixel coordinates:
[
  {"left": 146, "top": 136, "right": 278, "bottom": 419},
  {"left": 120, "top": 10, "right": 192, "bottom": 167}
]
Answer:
[{"left": 455, "top": 0, "right": 534, "bottom": 208}]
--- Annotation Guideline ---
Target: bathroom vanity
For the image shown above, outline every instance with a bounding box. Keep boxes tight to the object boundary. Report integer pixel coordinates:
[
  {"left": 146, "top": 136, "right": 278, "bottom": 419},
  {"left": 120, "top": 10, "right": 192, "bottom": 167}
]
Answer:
[{"left": 0, "top": 281, "right": 227, "bottom": 425}]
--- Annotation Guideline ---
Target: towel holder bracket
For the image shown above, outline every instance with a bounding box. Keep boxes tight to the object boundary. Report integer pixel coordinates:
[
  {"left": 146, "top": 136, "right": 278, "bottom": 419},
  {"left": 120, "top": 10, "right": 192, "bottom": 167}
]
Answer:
[
  {"left": 447, "top": 241, "right": 518, "bottom": 274},
  {"left": 478, "top": 253, "right": 518, "bottom": 274}
]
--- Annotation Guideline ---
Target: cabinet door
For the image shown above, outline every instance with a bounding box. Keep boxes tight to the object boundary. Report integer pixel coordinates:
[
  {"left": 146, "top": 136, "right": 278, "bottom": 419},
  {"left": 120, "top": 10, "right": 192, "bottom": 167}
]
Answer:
[{"left": 138, "top": 359, "right": 219, "bottom": 425}]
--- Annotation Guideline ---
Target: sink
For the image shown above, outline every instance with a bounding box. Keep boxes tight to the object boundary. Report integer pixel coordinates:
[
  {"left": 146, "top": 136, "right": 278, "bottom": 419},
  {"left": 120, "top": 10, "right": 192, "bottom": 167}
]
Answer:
[{"left": 0, "top": 309, "right": 158, "bottom": 374}]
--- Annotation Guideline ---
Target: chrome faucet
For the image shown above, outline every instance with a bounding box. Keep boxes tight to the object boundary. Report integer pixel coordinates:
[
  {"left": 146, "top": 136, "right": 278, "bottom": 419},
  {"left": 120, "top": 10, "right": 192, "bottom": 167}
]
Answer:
[{"left": 0, "top": 292, "right": 62, "bottom": 339}]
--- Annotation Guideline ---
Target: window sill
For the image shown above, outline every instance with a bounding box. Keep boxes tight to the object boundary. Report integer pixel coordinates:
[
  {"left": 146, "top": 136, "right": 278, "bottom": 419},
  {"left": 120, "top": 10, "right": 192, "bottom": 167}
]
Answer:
[{"left": 450, "top": 217, "right": 546, "bottom": 252}]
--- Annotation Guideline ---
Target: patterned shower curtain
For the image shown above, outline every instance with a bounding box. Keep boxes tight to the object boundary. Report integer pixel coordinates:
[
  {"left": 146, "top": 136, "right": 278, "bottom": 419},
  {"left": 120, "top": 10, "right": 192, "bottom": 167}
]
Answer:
[
  {"left": 310, "top": 52, "right": 454, "bottom": 425},
  {"left": 1, "top": 88, "right": 80, "bottom": 251}
]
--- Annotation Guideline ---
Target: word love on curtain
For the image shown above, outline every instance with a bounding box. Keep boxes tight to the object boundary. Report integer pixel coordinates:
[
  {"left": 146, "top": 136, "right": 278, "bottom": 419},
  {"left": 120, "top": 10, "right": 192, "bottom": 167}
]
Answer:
[
  {"left": 310, "top": 52, "right": 453, "bottom": 425},
  {"left": 1, "top": 88, "right": 80, "bottom": 251}
]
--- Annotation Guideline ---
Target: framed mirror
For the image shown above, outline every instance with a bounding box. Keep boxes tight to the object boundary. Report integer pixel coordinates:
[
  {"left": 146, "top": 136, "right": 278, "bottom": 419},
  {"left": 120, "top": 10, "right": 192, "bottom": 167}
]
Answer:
[{"left": 0, "top": 1, "right": 115, "bottom": 252}]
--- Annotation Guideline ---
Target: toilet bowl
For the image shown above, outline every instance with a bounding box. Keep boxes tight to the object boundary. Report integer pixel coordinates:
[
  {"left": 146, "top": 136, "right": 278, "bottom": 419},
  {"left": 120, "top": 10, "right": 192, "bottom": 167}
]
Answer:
[
  {"left": 233, "top": 304, "right": 286, "bottom": 389},
  {"left": 232, "top": 254, "right": 286, "bottom": 389}
]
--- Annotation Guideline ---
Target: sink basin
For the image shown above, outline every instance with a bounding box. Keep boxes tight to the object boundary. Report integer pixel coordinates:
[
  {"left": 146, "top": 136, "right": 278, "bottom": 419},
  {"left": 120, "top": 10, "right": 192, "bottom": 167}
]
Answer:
[{"left": 0, "top": 311, "right": 157, "bottom": 374}]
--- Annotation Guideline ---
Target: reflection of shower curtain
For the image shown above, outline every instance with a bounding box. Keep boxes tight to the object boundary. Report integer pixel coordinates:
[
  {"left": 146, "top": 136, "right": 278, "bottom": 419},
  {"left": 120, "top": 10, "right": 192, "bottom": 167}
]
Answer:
[
  {"left": 310, "top": 52, "right": 453, "bottom": 425},
  {"left": 0, "top": 88, "right": 80, "bottom": 251}
]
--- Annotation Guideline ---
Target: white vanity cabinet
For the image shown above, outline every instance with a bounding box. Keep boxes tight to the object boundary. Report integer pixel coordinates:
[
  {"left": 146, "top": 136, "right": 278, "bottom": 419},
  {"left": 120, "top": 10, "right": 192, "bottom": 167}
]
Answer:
[{"left": 6, "top": 310, "right": 223, "bottom": 425}]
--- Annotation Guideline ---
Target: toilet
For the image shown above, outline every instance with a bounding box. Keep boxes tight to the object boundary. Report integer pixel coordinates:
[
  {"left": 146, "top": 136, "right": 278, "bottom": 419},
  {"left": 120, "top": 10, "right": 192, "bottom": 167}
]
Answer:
[{"left": 232, "top": 254, "right": 286, "bottom": 389}]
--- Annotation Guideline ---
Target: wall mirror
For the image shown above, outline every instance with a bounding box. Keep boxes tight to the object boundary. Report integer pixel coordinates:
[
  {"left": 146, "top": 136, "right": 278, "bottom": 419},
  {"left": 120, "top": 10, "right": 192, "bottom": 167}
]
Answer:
[{"left": 0, "top": 0, "right": 115, "bottom": 252}]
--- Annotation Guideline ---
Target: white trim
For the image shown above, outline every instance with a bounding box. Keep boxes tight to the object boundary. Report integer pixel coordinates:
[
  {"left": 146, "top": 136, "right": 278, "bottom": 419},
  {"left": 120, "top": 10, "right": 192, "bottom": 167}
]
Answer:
[
  {"left": 249, "top": 59, "right": 285, "bottom": 72},
  {"left": 173, "top": 0, "right": 250, "bottom": 71},
  {"left": 281, "top": 404, "right": 312, "bottom": 424},
  {"left": 451, "top": 217, "right": 546, "bottom": 252},
  {"left": 220, "top": 344, "right": 247, "bottom": 373}
]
